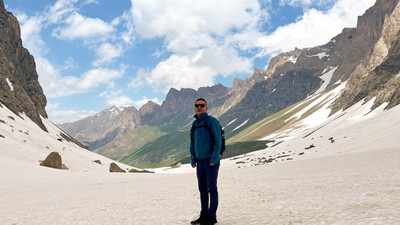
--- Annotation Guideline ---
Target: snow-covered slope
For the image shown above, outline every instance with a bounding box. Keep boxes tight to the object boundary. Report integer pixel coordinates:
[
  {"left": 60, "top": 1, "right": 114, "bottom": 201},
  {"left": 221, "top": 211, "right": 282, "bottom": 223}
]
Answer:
[
  {"left": 1, "top": 83, "right": 400, "bottom": 224},
  {"left": 0, "top": 103, "right": 132, "bottom": 172},
  {"left": 1, "top": 97, "right": 399, "bottom": 224},
  {"left": 222, "top": 80, "right": 400, "bottom": 168}
]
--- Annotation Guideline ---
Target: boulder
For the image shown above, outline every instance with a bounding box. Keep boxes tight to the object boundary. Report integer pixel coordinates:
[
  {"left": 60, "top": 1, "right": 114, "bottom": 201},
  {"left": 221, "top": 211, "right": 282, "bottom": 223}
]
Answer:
[
  {"left": 109, "top": 162, "right": 126, "bottom": 173},
  {"left": 40, "top": 152, "right": 63, "bottom": 169},
  {"left": 128, "top": 168, "right": 154, "bottom": 173}
]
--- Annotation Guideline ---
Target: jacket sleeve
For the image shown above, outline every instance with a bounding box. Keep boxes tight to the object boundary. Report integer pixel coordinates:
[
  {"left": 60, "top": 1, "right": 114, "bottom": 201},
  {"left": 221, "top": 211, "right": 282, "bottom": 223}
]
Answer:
[
  {"left": 208, "top": 117, "right": 222, "bottom": 164},
  {"left": 190, "top": 126, "right": 196, "bottom": 166}
]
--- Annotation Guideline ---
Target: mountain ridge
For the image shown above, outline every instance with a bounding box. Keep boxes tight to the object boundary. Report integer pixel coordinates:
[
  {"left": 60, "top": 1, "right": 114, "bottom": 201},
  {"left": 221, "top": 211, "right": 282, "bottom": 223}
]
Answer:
[
  {"left": 0, "top": 1, "right": 47, "bottom": 131},
  {"left": 29, "top": 0, "right": 400, "bottom": 167}
]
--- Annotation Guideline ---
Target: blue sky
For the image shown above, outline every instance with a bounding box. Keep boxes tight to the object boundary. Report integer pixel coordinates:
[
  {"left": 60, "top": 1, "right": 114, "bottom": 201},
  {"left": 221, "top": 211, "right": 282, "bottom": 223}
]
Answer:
[{"left": 5, "top": 0, "right": 375, "bottom": 124}]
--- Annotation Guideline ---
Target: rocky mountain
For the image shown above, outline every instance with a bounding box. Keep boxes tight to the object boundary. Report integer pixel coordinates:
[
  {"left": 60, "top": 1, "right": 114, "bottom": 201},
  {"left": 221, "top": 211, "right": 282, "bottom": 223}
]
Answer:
[
  {"left": 60, "top": 0, "right": 400, "bottom": 168},
  {"left": 331, "top": 0, "right": 400, "bottom": 112},
  {"left": 0, "top": 0, "right": 47, "bottom": 131},
  {"left": 58, "top": 105, "right": 140, "bottom": 150},
  {"left": 220, "top": 0, "right": 400, "bottom": 133}
]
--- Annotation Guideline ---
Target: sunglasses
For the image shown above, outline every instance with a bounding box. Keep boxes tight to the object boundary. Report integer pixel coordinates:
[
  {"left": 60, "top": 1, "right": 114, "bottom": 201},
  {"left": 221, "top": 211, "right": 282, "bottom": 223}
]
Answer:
[{"left": 195, "top": 104, "right": 206, "bottom": 108}]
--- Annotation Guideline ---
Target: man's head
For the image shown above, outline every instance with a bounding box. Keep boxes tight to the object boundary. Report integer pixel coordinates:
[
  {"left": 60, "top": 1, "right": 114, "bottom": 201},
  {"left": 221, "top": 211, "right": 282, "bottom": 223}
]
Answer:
[{"left": 194, "top": 98, "right": 208, "bottom": 116}]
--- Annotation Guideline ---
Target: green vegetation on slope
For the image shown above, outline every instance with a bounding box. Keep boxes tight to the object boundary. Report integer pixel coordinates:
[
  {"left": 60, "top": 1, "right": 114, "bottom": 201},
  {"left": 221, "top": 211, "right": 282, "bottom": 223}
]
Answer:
[
  {"left": 118, "top": 93, "right": 331, "bottom": 168},
  {"left": 121, "top": 130, "right": 190, "bottom": 168},
  {"left": 227, "top": 96, "right": 322, "bottom": 143},
  {"left": 95, "top": 126, "right": 167, "bottom": 161}
]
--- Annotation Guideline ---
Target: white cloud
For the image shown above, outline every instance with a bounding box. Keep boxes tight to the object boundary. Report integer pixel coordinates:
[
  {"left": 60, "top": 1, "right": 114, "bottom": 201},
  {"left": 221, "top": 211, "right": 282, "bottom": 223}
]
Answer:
[
  {"left": 99, "top": 88, "right": 134, "bottom": 107},
  {"left": 16, "top": 12, "right": 48, "bottom": 57},
  {"left": 118, "top": 10, "right": 136, "bottom": 45},
  {"left": 48, "top": 109, "right": 98, "bottom": 124},
  {"left": 45, "top": 102, "right": 60, "bottom": 111},
  {"left": 193, "top": 47, "right": 253, "bottom": 75},
  {"left": 130, "top": 0, "right": 264, "bottom": 53},
  {"left": 77, "top": 67, "right": 124, "bottom": 90},
  {"left": 45, "top": 0, "right": 78, "bottom": 24},
  {"left": 131, "top": 0, "right": 262, "bottom": 40},
  {"left": 131, "top": 53, "right": 216, "bottom": 94},
  {"left": 105, "top": 95, "right": 134, "bottom": 106},
  {"left": 45, "top": 101, "right": 98, "bottom": 124},
  {"left": 13, "top": 0, "right": 124, "bottom": 99},
  {"left": 37, "top": 57, "right": 125, "bottom": 98},
  {"left": 45, "top": 99, "right": 97, "bottom": 124},
  {"left": 131, "top": 46, "right": 253, "bottom": 94},
  {"left": 93, "top": 43, "right": 123, "bottom": 66},
  {"left": 52, "top": 12, "right": 115, "bottom": 40},
  {"left": 279, "top": 0, "right": 335, "bottom": 10},
  {"left": 127, "top": 0, "right": 262, "bottom": 92},
  {"left": 257, "top": 0, "right": 375, "bottom": 56}
]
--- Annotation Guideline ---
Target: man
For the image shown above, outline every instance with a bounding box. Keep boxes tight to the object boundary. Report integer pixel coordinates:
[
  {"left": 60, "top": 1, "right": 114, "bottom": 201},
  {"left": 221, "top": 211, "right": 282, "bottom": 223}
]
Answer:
[{"left": 190, "top": 98, "right": 222, "bottom": 225}]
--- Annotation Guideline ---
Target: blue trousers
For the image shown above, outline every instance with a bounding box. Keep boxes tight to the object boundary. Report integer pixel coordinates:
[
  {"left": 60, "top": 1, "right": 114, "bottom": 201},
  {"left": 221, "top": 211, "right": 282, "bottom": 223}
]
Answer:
[{"left": 196, "top": 158, "right": 220, "bottom": 217}]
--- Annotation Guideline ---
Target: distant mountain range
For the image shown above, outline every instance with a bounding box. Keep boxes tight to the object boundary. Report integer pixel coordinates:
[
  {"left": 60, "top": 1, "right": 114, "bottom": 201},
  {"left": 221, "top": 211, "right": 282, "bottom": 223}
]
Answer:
[
  {"left": 1, "top": 0, "right": 399, "bottom": 169},
  {"left": 57, "top": 0, "right": 400, "bottom": 168}
]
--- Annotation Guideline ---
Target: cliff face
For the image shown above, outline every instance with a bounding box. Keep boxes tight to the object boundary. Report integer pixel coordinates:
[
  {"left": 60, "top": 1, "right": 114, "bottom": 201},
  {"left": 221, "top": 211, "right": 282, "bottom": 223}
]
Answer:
[
  {"left": 331, "top": 0, "right": 400, "bottom": 112},
  {"left": 220, "top": 0, "right": 400, "bottom": 129},
  {"left": 59, "top": 0, "right": 400, "bottom": 167},
  {"left": 0, "top": 0, "right": 47, "bottom": 131}
]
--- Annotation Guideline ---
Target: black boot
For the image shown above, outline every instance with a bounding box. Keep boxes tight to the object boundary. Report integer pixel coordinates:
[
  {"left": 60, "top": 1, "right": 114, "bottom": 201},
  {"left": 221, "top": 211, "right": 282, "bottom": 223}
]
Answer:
[
  {"left": 190, "top": 213, "right": 208, "bottom": 224},
  {"left": 200, "top": 214, "right": 217, "bottom": 225}
]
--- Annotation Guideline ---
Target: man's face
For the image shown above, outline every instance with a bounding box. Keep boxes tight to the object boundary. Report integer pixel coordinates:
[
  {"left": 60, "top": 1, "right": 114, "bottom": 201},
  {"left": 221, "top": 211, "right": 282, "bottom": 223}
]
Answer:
[{"left": 194, "top": 100, "right": 208, "bottom": 115}]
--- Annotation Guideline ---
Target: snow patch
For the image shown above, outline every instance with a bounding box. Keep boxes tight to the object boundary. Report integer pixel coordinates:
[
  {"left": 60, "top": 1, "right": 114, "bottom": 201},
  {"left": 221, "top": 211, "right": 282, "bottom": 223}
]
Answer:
[
  {"left": 314, "top": 67, "right": 338, "bottom": 95},
  {"left": 287, "top": 56, "right": 297, "bottom": 64},
  {"left": 231, "top": 118, "right": 249, "bottom": 132},
  {"left": 287, "top": 82, "right": 346, "bottom": 124},
  {"left": 109, "top": 105, "right": 129, "bottom": 116},
  {"left": 345, "top": 98, "right": 388, "bottom": 124},
  {"left": 6, "top": 78, "right": 13, "bottom": 91},
  {"left": 283, "top": 95, "right": 320, "bottom": 118},
  {"left": 116, "top": 105, "right": 129, "bottom": 111},
  {"left": 308, "top": 52, "right": 329, "bottom": 59},
  {"left": 226, "top": 118, "right": 237, "bottom": 127}
]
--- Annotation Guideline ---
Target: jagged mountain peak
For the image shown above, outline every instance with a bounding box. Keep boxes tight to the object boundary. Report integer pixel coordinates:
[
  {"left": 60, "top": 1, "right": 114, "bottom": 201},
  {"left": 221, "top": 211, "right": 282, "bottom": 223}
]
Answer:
[
  {"left": 106, "top": 105, "right": 132, "bottom": 117},
  {"left": 55, "top": 0, "right": 400, "bottom": 168}
]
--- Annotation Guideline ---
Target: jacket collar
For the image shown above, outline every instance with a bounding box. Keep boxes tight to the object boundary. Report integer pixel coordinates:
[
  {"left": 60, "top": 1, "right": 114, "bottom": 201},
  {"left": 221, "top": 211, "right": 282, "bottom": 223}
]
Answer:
[{"left": 193, "top": 112, "right": 208, "bottom": 120}]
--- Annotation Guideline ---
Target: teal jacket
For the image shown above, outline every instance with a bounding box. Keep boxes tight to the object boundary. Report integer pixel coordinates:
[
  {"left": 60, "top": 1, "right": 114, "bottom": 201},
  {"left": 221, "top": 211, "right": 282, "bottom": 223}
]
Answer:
[{"left": 190, "top": 112, "right": 222, "bottom": 165}]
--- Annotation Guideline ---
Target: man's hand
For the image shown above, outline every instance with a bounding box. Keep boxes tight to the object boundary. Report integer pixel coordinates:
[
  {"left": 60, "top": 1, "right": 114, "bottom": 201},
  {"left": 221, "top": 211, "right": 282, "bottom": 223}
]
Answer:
[
  {"left": 210, "top": 163, "right": 215, "bottom": 166},
  {"left": 192, "top": 164, "right": 196, "bottom": 168}
]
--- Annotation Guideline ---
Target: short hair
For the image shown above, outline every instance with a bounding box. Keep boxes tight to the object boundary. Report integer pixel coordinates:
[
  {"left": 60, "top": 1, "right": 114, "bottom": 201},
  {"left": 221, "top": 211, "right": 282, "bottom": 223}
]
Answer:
[{"left": 195, "top": 98, "right": 207, "bottom": 104}]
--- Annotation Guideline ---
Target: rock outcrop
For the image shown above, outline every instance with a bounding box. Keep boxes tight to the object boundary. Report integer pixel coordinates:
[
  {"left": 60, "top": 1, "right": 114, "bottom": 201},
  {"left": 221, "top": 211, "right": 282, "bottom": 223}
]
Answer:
[
  {"left": 40, "top": 152, "right": 67, "bottom": 170},
  {"left": 0, "top": 0, "right": 47, "bottom": 131},
  {"left": 219, "top": 0, "right": 400, "bottom": 133},
  {"left": 139, "top": 101, "right": 161, "bottom": 125},
  {"left": 331, "top": 0, "right": 400, "bottom": 113},
  {"left": 109, "top": 162, "right": 126, "bottom": 173},
  {"left": 57, "top": 0, "right": 400, "bottom": 167}
]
